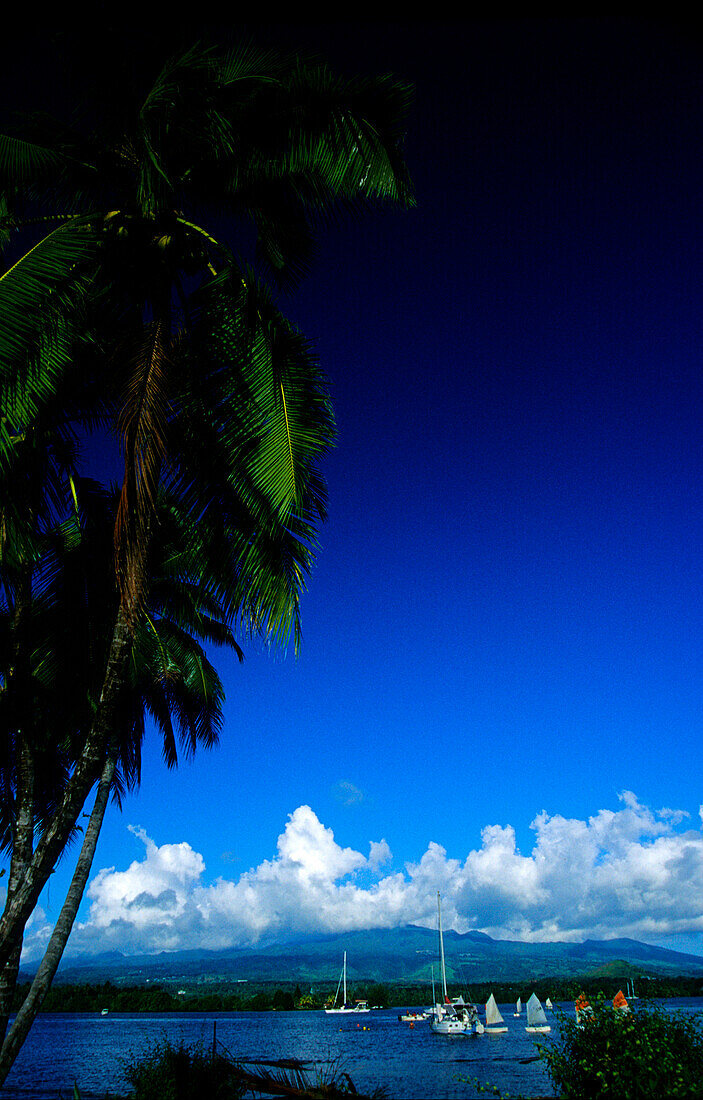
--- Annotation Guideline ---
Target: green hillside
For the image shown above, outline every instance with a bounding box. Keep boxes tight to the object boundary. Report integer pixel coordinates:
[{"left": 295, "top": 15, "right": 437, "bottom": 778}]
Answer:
[{"left": 30, "top": 926, "right": 703, "bottom": 990}]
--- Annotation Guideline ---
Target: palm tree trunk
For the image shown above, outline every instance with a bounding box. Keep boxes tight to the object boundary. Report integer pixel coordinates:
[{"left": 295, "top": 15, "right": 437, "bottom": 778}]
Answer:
[
  {"left": 0, "top": 566, "right": 37, "bottom": 1045},
  {"left": 0, "top": 756, "right": 116, "bottom": 1086},
  {"left": 0, "top": 733, "right": 34, "bottom": 1045},
  {"left": 0, "top": 942, "right": 22, "bottom": 1050},
  {"left": 0, "top": 563, "right": 36, "bottom": 1042},
  {"left": 0, "top": 313, "right": 166, "bottom": 1039},
  {"left": 0, "top": 605, "right": 132, "bottom": 972}
]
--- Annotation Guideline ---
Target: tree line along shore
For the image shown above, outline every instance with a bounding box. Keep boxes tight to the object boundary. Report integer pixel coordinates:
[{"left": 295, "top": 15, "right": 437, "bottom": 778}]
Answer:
[{"left": 12, "top": 974, "right": 703, "bottom": 1014}]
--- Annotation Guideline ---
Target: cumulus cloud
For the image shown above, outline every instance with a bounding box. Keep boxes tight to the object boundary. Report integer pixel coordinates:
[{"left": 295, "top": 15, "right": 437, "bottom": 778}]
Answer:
[
  {"left": 75, "top": 825, "right": 207, "bottom": 954},
  {"left": 22, "top": 792, "right": 703, "bottom": 960}
]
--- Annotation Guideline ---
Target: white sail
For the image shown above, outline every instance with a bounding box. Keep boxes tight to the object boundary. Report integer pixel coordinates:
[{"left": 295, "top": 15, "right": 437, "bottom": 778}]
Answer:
[
  {"left": 526, "top": 993, "right": 548, "bottom": 1027},
  {"left": 486, "top": 994, "right": 504, "bottom": 1025},
  {"left": 513, "top": 996, "right": 522, "bottom": 1016},
  {"left": 545, "top": 997, "right": 553, "bottom": 1010}
]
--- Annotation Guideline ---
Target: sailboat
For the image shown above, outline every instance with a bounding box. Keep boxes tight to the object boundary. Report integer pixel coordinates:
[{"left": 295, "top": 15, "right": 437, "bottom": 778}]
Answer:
[
  {"left": 613, "top": 989, "right": 630, "bottom": 1014},
  {"left": 545, "top": 997, "right": 553, "bottom": 1010},
  {"left": 429, "top": 893, "right": 484, "bottom": 1035},
  {"left": 485, "top": 993, "right": 508, "bottom": 1033},
  {"left": 324, "top": 952, "right": 370, "bottom": 1014},
  {"left": 525, "top": 993, "right": 551, "bottom": 1033},
  {"left": 513, "top": 996, "right": 522, "bottom": 1017}
]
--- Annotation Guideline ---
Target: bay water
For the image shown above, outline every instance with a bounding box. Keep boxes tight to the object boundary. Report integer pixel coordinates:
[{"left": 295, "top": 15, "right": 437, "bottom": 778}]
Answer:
[{"left": 2, "top": 998, "right": 702, "bottom": 1099}]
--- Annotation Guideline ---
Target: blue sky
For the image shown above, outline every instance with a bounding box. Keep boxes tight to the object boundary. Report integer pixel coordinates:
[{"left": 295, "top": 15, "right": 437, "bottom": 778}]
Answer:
[{"left": 9, "top": 20, "right": 703, "bottom": 960}]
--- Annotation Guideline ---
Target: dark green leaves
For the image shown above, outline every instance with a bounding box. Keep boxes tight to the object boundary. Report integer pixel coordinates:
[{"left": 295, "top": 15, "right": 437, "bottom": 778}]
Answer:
[
  {"left": 0, "top": 219, "right": 99, "bottom": 433},
  {"left": 0, "top": 133, "right": 79, "bottom": 192}
]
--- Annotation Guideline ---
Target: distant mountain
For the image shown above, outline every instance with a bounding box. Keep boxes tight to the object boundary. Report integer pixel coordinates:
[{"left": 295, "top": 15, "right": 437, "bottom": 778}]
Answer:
[{"left": 24, "top": 925, "right": 703, "bottom": 987}]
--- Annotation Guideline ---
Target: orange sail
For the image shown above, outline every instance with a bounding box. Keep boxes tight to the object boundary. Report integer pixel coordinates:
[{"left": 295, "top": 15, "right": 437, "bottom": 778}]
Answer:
[{"left": 613, "top": 989, "right": 629, "bottom": 1011}]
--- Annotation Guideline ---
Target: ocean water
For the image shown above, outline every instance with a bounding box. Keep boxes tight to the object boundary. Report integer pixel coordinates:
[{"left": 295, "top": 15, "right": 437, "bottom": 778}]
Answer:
[{"left": 2, "top": 998, "right": 702, "bottom": 1099}]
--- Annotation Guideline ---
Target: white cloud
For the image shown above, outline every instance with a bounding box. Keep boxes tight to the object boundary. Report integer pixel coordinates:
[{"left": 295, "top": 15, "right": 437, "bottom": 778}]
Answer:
[
  {"left": 368, "top": 839, "right": 392, "bottom": 871},
  {"left": 274, "top": 806, "right": 364, "bottom": 881},
  {"left": 21, "top": 792, "right": 703, "bottom": 960},
  {"left": 77, "top": 825, "right": 207, "bottom": 954}
]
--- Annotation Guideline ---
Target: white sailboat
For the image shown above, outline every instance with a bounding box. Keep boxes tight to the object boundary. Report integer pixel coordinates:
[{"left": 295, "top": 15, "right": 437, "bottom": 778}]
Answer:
[
  {"left": 429, "top": 893, "right": 484, "bottom": 1035},
  {"left": 324, "top": 952, "right": 370, "bottom": 1014},
  {"left": 525, "top": 993, "right": 551, "bottom": 1033},
  {"left": 513, "top": 996, "right": 522, "bottom": 1017},
  {"left": 545, "top": 997, "right": 553, "bottom": 1010},
  {"left": 485, "top": 993, "right": 508, "bottom": 1033}
]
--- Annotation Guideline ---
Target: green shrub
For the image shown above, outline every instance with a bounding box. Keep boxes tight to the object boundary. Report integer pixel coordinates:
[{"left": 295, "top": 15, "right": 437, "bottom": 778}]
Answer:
[
  {"left": 539, "top": 997, "right": 703, "bottom": 1098},
  {"left": 124, "top": 1038, "right": 245, "bottom": 1100}
]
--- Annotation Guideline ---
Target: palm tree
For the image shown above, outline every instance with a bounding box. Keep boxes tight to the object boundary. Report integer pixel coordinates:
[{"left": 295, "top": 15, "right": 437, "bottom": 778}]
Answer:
[
  {"left": 0, "top": 417, "right": 91, "bottom": 1044},
  {"left": 0, "top": 38, "right": 412, "bottom": 1077},
  {"left": 0, "top": 479, "right": 236, "bottom": 1078}
]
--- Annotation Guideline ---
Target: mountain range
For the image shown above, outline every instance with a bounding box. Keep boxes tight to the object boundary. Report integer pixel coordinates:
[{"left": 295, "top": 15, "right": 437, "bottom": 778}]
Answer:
[{"left": 26, "top": 925, "right": 703, "bottom": 986}]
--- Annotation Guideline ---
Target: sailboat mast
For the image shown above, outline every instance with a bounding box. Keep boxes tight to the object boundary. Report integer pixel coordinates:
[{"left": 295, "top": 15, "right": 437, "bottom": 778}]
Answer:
[
  {"left": 437, "top": 892, "right": 448, "bottom": 1001},
  {"left": 343, "top": 951, "right": 347, "bottom": 1005}
]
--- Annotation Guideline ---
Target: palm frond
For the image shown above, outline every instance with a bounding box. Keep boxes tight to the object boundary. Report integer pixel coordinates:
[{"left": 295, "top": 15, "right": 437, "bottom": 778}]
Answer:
[
  {"left": 228, "top": 1056, "right": 387, "bottom": 1099},
  {"left": 190, "top": 268, "right": 334, "bottom": 514},
  {"left": 0, "top": 219, "right": 99, "bottom": 436},
  {"left": 209, "top": 53, "right": 414, "bottom": 210},
  {"left": 0, "top": 109, "right": 100, "bottom": 209},
  {"left": 218, "top": 41, "right": 285, "bottom": 87},
  {"left": 281, "top": 61, "right": 414, "bottom": 207},
  {"left": 0, "top": 132, "right": 81, "bottom": 192},
  {"left": 136, "top": 44, "right": 233, "bottom": 214}
]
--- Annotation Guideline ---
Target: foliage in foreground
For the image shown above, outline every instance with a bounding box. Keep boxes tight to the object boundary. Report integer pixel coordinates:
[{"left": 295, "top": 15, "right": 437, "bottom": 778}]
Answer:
[
  {"left": 125, "top": 1039, "right": 243, "bottom": 1099},
  {"left": 538, "top": 997, "right": 703, "bottom": 1098},
  {"left": 124, "top": 1038, "right": 384, "bottom": 1099}
]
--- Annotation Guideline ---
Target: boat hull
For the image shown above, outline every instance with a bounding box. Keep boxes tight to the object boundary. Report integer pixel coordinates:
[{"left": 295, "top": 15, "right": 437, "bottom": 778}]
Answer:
[
  {"left": 430, "top": 1018, "right": 481, "bottom": 1035},
  {"left": 430, "top": 1006, "right": 484, "bottom": 1035}
]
